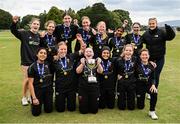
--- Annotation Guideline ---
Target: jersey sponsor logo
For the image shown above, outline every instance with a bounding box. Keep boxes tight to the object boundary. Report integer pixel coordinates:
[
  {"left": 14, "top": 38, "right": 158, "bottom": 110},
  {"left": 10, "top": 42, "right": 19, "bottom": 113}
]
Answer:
[{"left": 29, "top": 40, "right": 40, "bottom": 46}]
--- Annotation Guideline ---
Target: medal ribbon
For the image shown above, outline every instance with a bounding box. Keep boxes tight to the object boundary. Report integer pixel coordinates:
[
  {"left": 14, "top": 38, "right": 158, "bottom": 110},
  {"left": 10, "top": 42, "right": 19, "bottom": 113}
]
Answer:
[
  {"left": 115, "top": 37, "right": 121, "bottom": 49},
  {"left": 124, "top": 60, "right": 131, "bottom": 73},
  {"left": 141, "top": 63, "right": 150, "bottom": 77},
  {"left": 133, "top": 33, "right": 140, "bottom": 44},
  {"left": 59, "top": 57, "right": 67, "bottom": 69},
  {"left": 64, "top": 26, "right": 70, "bottom": 40},
  {"left": 82, "top": 30, "right": 89, "bottom": 44},
  {"left": 37, "top": 63, "right": 44, "bottom": 78},
  {"left": 97, "top": 33, "right": 103, "bottom": 45},
  {"left": 101, "top": 60, "right": 111, "bottom": 74}
]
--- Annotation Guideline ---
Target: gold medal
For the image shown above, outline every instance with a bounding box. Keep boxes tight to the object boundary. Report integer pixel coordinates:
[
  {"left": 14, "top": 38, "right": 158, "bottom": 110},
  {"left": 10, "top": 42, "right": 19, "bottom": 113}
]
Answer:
[
  {"left": 116, "top": 49, "right": 120, "bottom": 52},
  {"left": 39, "top": 78, "right": 43, "bottom": 83},
  {"left": 64, "top": 71, "right": 67, "bottom": 75},
  {"left": 134, "top": 46, "right": 137, "bottom": 49},
  {"left": 104, "top": 75, "right": 108, "bottom": 79},
  {"left": 125, "top": 74, "right": 128, "bottom": 78},
  {"left": 48, "top": 48, "right": 52, "bottom": 52}
]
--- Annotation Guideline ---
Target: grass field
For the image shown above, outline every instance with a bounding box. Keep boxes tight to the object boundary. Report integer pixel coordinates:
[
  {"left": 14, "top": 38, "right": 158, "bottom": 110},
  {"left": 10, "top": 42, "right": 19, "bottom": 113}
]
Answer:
[{"left": 0, "top": 30, "right": 180, "bottom": 123}]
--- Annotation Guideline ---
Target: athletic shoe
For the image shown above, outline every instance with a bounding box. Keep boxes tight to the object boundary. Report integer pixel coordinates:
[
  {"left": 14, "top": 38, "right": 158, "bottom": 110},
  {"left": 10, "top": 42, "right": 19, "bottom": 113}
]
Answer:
[
  {"left": 149, "top": 111, "right": 158, "bottom": 120},
  {"left": 21, "top": 97, "right": 28, "bottom": 106},
  {"left": 146, "top": 93, "right": 151, "bottom": 100}
]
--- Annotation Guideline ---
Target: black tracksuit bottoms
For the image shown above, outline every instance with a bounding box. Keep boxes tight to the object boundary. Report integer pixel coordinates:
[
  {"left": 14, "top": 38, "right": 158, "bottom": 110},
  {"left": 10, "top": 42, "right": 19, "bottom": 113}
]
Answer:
[
  {"left": 31, "top": 86, "right": 53, "bottom": 116},
  {"left": 78, "top": 86, "right": 99, "bottom": 114},
  {"left": 117, "top": 81, "right": 136, "bottom": 110}
]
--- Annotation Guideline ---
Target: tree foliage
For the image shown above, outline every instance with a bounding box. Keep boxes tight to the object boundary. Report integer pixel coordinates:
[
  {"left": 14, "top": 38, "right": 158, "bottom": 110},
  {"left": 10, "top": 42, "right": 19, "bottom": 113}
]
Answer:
[
  {"left": 0, "top": 9, "right": 12, "bottom": 29},
  {"left": 1, "top": 2, "right": 133, "bottom": 30},
  {"left": 20, "top": 15, "right": 38, "bottom": 30},
  {"left": 77, "top": 3, "right": 132, "bottom": 29},
  {"left": 46, "top": 6, "right": 64, "bottom": 24}
]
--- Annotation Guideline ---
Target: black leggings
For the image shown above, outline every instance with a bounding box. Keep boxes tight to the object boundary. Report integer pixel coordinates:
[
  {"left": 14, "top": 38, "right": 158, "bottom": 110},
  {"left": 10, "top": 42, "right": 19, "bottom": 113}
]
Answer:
[
  {"left": 55, "top": 90, "right": 76, "bottom": 112},
  {"left": 117, "top": 81, "right": 136, "bottom": 110},
  {"left": 136, "top": 82, "right": 157, "bottom": 111},
  {"left": 99, "top": 89, "right": 115, "bottom": 109},
  {"left": 78, "top": 86, "right": 99, "bottom": 114},
  {"left": 31, "top": 86, "right": 53, "bottom": 116}
]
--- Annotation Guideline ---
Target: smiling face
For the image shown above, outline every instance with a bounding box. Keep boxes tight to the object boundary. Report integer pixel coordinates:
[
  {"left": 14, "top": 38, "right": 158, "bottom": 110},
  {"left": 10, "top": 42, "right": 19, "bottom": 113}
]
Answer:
[
  {"left": 37, "top": 49, "right": 47, "bottom": 62},
  {"left": 97, "top": 21, "right": 106, "bottom": 34},
  {"left": 148, "top": 18, "right": 157, "bottom": 30},
  {"left": 82, "top": 18, "right": 90, "bottom": 31},
  {"left": 132, "top": 23, "right": 141, "bottom": 35},
  {"left": 58, "top": 44, "right": 67, "bottom": 58},
  {"left": 30, "top": 20, "right": 40, "bottom": 33},
  {"left": 124, "top": 46, "right": 134, "bottom": 59},
  {"left": 63, "top": 15, "right": 72, "bottom": 27},
  {"left": 102, "top": 50, "right": 110, "bottom": 60},
  {"left": 84, "top": 48, "right": 94, "bottom": 59},
  {"left": 116, "top": 27, "right": 124, "bottom": 37},
  {"left": 140, "top": 50, "right": 150, "bottom": 63},
  {"left": 46, "top": 22, "right": 55, "bottom": 35}
]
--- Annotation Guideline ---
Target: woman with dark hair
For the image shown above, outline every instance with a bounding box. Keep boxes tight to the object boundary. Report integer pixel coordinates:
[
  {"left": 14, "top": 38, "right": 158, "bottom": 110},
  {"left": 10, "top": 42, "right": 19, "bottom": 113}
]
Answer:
[
  {"left": 125, "top": 22, "right": 143, "bottom": 57},
  {"left": 98, "top": 46, "right": 117, "bottom": 109},
  {"left": 28, "top": 48, "right": 53, "bottom": 116},
  {"left": 135, "top": 48, "right": 158, "bottom": 120},
  {"left": 108, "top": 26, "right": 126, "bottom": 57},
  {"left": 53, "top": 13, "right": 78, "bottom": 54}
]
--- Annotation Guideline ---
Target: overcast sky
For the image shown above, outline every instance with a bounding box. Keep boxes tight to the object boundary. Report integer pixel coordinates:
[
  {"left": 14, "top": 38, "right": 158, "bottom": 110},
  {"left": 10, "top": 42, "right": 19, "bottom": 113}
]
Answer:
[{"left": 0, "top": 0, "right": 180, "bottom": 25}]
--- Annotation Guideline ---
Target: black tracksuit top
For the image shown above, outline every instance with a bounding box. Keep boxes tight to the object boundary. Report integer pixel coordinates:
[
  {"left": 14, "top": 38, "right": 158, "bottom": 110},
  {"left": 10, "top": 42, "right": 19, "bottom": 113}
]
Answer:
[
  {"left": 52, "top": 53, "right": 80, "bottom": 93},
  {"left": 53, "top": 24, "right": 78, "bottom": 53},
  {"left": 142, "top": 25, "right": 175, "bottom": 60},
  {"left": 10, "top": 23, "right": 40, "bottom": 66},
  {"left": 125, "top": 33, "right": 143, "bottom": 57},
  {"left": 135, "top": 62, "right": 155, "bottom": 85},
  {"left": 28, "top": 61, "right": 53, "bottom": 89}
]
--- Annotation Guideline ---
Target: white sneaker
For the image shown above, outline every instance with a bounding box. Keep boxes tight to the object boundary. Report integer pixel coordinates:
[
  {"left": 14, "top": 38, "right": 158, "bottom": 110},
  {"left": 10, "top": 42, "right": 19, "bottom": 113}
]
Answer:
[
  {"left": 146, "top": 93, "right": 151, "bottom": 100},
  {"left": 27, "top": 97, "right": 32, "bottom": 104},
  {"left": 21, "top": 97, "right": 28, "bottom": 106},
  {"left": 149, "top": 111, "right": 158, "bottom": 120}
]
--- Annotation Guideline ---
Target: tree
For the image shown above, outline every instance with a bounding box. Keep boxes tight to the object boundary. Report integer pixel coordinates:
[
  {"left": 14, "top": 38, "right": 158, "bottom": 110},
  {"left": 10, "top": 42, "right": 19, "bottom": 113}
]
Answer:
[
  {"left": 0, "top": 9, "right": 12, "bottom": 29},
  {"left": 39, "top": 10, "right": 47, "bottom": 30},
  {"left": 66, "top": 8, "right": 79, "bottom": 20},
  {"left": 89, "top": 3, "right": 111, "bottom": 28},
  {"left": 113, "top": 9, "right": 132, "bottom": 30},
  {"left": 77, "top": 3, "right": 132, "bottom": 29},
  {"left": 46, "top": 6, "right": 64, "bottom": 24},
  {"left": 20, "top": 15, "right": 38, "bottom": 29}
]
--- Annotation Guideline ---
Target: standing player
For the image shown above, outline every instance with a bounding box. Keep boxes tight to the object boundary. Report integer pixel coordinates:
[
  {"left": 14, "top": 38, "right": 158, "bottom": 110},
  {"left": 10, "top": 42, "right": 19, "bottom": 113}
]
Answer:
[
  {"left": 53, "top": 13, "right": 78, "bottom": 54},
  {"left": 10, "top": 16, "right": 41, "bottom": 106}
]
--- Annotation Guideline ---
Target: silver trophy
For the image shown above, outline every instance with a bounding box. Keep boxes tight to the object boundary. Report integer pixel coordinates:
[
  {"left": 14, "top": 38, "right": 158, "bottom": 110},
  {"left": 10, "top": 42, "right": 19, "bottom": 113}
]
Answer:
[{"left": 86, "top": 59, "right": 97, "bottom": 83}]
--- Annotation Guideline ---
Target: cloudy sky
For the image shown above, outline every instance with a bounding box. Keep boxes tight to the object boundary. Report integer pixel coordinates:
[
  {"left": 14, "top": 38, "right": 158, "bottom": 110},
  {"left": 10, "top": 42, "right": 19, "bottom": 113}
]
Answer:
[{"left": 0, "top": 0, "right": 180, "bottom": 25}]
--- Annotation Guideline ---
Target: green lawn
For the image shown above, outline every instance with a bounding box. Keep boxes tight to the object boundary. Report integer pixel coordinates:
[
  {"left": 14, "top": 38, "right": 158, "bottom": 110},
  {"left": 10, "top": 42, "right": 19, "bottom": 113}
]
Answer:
[{"left": 0, "top": 31, "right": 180, "bottom": 123}]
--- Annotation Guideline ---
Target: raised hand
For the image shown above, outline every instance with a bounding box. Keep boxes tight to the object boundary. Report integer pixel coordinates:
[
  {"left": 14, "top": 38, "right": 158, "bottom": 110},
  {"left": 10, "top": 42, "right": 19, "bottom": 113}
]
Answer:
[
  {"left": 12, "top": 16, "right": 19, "bottom": 23},
  {"left": 76, "top": 33, "right": 83, "bottom": 41},
  {"left": 92, "top": 28, "right": 97, "bottom": 35},
  {"left": 40, "top": 31, "right": 46, "bottom": 38},
  {"left": 96, "top": 57, "right": 102, "bottom": 65}
]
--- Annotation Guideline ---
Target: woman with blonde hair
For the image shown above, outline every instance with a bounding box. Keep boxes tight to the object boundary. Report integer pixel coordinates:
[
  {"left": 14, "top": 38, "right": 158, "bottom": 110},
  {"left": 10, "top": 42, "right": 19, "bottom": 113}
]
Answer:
[{"left": 10, "top": 16, "right": 41, "bottom": 106}]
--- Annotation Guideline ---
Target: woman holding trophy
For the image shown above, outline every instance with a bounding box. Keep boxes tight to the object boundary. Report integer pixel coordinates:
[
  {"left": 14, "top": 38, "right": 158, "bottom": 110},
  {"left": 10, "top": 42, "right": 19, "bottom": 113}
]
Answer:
[{"left": 76, "top": 48, "right": 103, "bottom": 114}]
